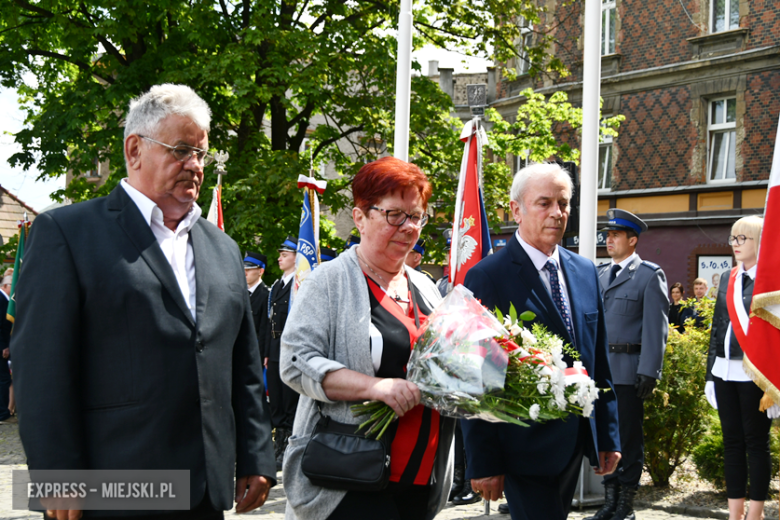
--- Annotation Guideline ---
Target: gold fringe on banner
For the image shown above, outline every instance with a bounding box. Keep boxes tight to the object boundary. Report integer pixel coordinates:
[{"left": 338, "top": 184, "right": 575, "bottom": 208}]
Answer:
[
  {"left": 743, "top": 355, "right": 780, "bottom": 405},
  {"left": 751, "top": 290, "right": 780, "bottom": 313},
  {"left": 753, "top": 307, "right": 780, "bottom": 330}
]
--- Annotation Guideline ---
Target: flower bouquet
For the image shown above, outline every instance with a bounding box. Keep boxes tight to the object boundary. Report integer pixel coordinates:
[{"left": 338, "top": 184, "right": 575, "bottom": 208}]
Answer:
[{"left": 351, "top": 285, "right": 601, "bottom": 439}]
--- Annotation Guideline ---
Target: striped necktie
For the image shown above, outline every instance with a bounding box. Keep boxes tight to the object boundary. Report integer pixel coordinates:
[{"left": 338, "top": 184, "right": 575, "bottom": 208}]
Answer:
[{"left": 544, "top": 258, "right": 575, "bottom": 344}]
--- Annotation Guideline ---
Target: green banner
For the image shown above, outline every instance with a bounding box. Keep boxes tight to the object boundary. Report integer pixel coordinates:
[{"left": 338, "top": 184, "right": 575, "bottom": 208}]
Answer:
[{"left": 7, "top": 222, "right": 27, "bottom": 324}]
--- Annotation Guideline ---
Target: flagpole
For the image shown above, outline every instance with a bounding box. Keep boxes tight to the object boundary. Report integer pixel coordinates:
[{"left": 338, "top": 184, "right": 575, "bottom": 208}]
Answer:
[
  {"left": 393, "top": 0, "right": 413, "bottom": 162},
  {"left": 578, "top": 0, "right": 602, "bottom": 263}
]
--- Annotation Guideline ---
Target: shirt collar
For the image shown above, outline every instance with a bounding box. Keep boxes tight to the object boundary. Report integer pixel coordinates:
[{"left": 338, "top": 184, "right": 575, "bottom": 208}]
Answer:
[
  {"left": 248, "top": 281, "right": 262, "bottom": 294},
  {"left": 121, "top": 179, "right": 201, "bottom": 233},
  {"left": 611, "top": 252, "right": 638, "bottom": 270},
  {"left": 282, "top": 272, "right": 295, "bottom": 286},
  {"left": 515, "top": 230, "right": 561, "bottom": 271},
  {"left": 740, "top": 263, "right": 757, "bottom": 280}
]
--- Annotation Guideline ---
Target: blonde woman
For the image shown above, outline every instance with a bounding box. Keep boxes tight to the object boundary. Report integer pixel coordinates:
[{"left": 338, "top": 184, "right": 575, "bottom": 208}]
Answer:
[{"left": 705, "top": 215, "right": 778, "bottom": 520}]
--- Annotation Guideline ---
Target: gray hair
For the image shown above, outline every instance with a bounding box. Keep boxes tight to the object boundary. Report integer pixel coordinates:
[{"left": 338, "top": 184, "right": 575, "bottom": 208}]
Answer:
[
  {"left": 510, "top": 162, "right": 573, "bottom": 210},
  {"left": 124, "top": 84, "right": 211, "bottom": 141},
  {"left": 1, "top": 276, "right": 12, "bottom": 286}
]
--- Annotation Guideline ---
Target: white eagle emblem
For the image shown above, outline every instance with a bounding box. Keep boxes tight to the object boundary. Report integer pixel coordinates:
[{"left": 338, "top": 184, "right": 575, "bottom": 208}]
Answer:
[{"left": 457, "top": 215, "right": 478, "bottom": 269}]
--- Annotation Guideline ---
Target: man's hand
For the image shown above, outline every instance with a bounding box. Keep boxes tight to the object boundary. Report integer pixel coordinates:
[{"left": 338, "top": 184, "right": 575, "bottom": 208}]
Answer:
[
  {"left": 470, "top": 475, "right": 504, "bottom": 501},
  {"left": 594, "top": 451, "right": 621, "bottom": 476},
  {"left": 264, "top": 357, "right": 268, "bottom": 369},
  {"left": 235, "top": 475, "right": 271, "bottom": 514},
  {"left": 2, "top": 348, "right": 9, "bottom": 359},
  {"left": 634, "top": 374, "right": 656, "bottom": 400}
]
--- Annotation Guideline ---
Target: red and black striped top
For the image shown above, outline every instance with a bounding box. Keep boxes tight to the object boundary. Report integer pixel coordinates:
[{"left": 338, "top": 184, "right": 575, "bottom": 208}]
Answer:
[{"left": 365, "top": 274, "right": 440, "bottom": 486}]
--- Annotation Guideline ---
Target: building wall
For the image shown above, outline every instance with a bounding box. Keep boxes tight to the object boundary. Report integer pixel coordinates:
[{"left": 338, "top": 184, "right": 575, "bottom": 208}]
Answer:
[
  {"left": 615, "top": 86, "right": 698, "bottom": 190},
  {"left": 745, "top": 0, "right": 780, "bottom": 50},
  {"left": 742, "top": 70, "right": 780, "bottom": 179}
]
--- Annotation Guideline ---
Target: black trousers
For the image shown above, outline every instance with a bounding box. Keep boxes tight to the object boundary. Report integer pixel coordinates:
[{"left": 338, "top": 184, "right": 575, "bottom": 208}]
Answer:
[
  {"left": 603, "top": 385, "right": 644, "bottom": 489},
  {"left": 503, "top": 424, "right": 585, "bottom": 520},
  {"left": 327, "top": 483, "right": 430, "bottom": 520},
  {"left": 714, "top": 376, "right": 772, "bottom": 500},
  {"left": 454, "top": 421, "right": 465, "bottom": 466},
  {"left": 266, "top": 360, "right": 299, "bottom": 430}
]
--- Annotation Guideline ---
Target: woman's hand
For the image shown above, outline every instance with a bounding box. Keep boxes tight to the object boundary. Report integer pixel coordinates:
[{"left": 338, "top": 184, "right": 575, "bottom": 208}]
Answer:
[{"left": 370, "top": 378, "right": 421, "bottom": 417}]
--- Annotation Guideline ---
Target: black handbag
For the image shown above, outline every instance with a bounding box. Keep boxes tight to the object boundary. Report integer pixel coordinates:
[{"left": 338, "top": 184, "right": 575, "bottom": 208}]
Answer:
[{"left": 301, "top": 411, "right": 397, "bottom": 491}]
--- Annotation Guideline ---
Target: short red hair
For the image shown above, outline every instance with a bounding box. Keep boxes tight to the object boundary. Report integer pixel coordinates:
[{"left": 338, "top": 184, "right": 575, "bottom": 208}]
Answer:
[{"left": 353, "top": 157, "right": 432, "bottom": 212}]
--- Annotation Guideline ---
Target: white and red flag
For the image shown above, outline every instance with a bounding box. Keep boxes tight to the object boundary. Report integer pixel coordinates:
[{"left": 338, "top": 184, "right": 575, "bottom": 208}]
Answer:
[
  {"left": 746, "top": 112, "right": 780, "bottom": 402},
  {"left": 449, "top": 117, "right": 493, "bottom": 289},
  {"left": 206, "top": 185, "right": 224, "bottom": 232}
]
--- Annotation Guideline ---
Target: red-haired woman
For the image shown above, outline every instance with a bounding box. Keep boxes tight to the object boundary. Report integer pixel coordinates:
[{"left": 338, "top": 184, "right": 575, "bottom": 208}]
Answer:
[{"left": 280, "top": 157, "right": 456, "bottom": 520}]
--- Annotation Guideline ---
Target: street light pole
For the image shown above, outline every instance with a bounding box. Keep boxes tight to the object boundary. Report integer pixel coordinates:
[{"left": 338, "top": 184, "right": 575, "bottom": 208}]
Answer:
[{"left": 393, "top": 0, "right": 413, "bottom": 162}]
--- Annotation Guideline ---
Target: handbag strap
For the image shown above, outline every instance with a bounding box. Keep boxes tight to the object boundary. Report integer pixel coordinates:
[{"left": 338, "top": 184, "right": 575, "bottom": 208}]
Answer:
[{"left": 408, "top": 273, "right": 421, "bottom": 329}]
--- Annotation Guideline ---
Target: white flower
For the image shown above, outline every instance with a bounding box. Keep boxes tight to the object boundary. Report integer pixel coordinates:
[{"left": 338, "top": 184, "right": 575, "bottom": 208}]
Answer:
[
  {"left": 521, "top": 328, "right": 537, "bottom": 345},
  {"left": 568, "top": 393, "right": 578, "bottom": 404},
  {"left": 582, "top": 401, "right": 594, "bottom": 417},
  {"left": 503, "top": 315, "right": 514, "bottom": 329},
  {"left": 509, "top": 323, "right": 523, "bottom": 336},
  {"left": 555, "top": 393, "right": 567, "bottom": 410},
  {"left": 537, "top": 381, "right": 548, "bottom": 395},
  {"left": 529, "top": 404, "right": 540, "bottom": 420}
]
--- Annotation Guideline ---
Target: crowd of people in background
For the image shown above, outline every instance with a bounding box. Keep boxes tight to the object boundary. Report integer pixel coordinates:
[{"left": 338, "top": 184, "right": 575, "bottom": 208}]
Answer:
[{"left": 5, "top": 84, "right": 776, "bottom": 520}]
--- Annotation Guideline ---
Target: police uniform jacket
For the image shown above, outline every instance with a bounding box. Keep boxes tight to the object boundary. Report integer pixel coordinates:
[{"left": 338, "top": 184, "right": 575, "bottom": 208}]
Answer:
[
  {"left": 265, "top": 277, "right": 292, "bottom": 362},
  {"left": 598, "top": 255, "right": 669, "bottom": 385}
]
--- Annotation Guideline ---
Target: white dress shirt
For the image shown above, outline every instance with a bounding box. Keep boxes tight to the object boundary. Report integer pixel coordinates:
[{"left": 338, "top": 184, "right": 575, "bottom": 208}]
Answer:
[
  {"left": 712, "top": 263, "right": 756, "bottom": 382},
  {"left": 248, "top": 281, "right": 262, "bottom": 295},
  {"left": 609, "top": 252, "right": 639, "bottom": 275},
  {"left": 282, "top": 272, "right": 294, "bottom": 287},
  {"left": 515, "top": 230, "right": 572, "bottom": 320},
  {"left": 121, "top": 179, "right": 201, "bottom": 321}
]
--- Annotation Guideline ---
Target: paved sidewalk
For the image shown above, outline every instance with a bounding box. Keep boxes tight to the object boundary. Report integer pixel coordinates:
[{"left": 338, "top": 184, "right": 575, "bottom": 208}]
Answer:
[{"left": 0, "top": 423, "right": 721, "bottom": 519}]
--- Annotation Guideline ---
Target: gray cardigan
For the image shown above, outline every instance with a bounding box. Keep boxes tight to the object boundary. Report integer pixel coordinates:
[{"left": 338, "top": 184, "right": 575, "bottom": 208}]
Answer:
[{"left": 280, "top": 246, "right": 455, "bottom": 520}]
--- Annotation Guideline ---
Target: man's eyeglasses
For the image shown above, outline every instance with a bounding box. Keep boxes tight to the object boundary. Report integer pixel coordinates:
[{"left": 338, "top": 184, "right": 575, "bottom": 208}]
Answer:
[
  {"left": 728, "top": 235, "right": 754, "bottom": 246},
  {"left": 370, "top": 206, "right": 429, "bottom": 227},
  {"left": 139, "top": 135, "right": 214, "bottom": 166}
]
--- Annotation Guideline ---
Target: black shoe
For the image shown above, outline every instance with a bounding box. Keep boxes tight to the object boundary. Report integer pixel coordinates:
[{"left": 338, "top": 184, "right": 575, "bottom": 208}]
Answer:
[
  {"left": 609, "top": 487, "right": 637, "bottom": 520},
  {"left": 451, "top": 480, "right": 481, "bottom": 505},
  {"left": 449, "top": 465, "right": 465, "bottom": 501},
  {"left": 584, "top": 481, "right": 620, "bottom": 520},
  {"left": 498, "top": 503, "right": 509, "bottom": 514}
]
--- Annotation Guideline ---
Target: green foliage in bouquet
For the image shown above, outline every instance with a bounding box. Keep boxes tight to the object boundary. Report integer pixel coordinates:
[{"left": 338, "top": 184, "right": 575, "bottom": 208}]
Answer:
[
  {"left": 692, "top": 410, "right": 780, "bottom": 492},
  {"left": 644, "top": 297, "right": 715, "bottom": 487}
]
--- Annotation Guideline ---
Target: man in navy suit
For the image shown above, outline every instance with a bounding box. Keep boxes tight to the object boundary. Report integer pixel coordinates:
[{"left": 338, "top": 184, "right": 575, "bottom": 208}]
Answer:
[{"left": 463, "top": 163, "right": 621, "bottom": 520}]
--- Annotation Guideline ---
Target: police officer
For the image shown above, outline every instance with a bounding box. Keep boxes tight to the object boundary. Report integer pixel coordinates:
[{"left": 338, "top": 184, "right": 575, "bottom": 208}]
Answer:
[
  {"left": 588, "top": 209, "right": 669, "bottom": 520},
  {"left": 405, "top": 238, "right": 436, "bottom": 283},
  {"left": 244, "top": 251, "right": 269, "bottom": 342},
  {"left": 264, "top": 236, "right": 299, "bottom": 470}
]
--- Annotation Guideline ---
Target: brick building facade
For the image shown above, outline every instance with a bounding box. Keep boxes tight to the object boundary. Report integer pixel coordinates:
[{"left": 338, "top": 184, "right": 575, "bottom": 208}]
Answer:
[{"left": 453, "top": 0, "right": 780, "bottom": 294}]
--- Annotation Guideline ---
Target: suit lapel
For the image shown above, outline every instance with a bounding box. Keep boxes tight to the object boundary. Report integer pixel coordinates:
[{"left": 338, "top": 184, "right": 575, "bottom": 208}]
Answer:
[
  {"left": 109, "top": 186, "right": 195, "bottom": 327},
  {"left": 190, "top": 222, "right": 211, "bottom": 325},
  {"left": 272, "top": 278, "right": 291, "bottom": 303},
  {"left": 508, "top": 239, "right": 572, "bottom": 345}
]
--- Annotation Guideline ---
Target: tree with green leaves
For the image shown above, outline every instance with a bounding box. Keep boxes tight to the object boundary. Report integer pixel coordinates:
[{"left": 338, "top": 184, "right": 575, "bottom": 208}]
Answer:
[{"left": 1, "top": 0, "right": 609, "bottom": 274}]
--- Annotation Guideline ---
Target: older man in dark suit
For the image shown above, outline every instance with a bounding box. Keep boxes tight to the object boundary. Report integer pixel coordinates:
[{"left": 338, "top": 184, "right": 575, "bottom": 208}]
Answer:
[
  {"left": 463, "top": 163, "right": 621, "bottom": 520},
  {"left": 11, "top": 84, "right": 276, "bottom": 520}
]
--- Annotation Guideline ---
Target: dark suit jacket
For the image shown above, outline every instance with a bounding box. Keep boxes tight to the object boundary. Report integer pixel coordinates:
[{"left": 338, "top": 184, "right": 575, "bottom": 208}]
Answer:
[
  {"left": 707, "top": 269, "right": 753, "bottom": 380},
  {"left": 10, "top": 186, "right": 276, "bottom": 515},
  {"left": 462, "top": 237, "right": 620, "bottom": 479},
  {"left": 264, "top": 278, "right": 291, "bottom": 362},
  {"left": 249, "top": 282, "right": 270, "bottom": 349}
]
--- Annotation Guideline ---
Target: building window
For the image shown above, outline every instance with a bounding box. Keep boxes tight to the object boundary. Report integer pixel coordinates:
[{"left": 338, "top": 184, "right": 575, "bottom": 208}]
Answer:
[
  {"left": 711, "top": 0, "right": 739, "bottom": 33},
  {"left": 515, "top": 151, "right": 530, "bottom": 173},
  {"left": 87, "top": 158, "right": 101, "bottom": 178},
  {"left": 708, "top": 97, "right": 736, "bottom": 182},
  {"left": 516, "top": 17, "right": 532, "bottom": 75},
  {"left": 601, "top": 0, "right": 616, "bottom": 55},
  {"left": 598, "top": 135, "right": 613, "bottom": 190}
]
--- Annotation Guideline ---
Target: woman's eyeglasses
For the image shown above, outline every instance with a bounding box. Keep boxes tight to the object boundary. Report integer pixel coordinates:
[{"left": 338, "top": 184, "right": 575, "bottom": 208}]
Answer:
[
  {"left": 728, "top": 235, "right": 753, "bottom": 246},
  {"left": 139, "top": 135, "right": 214, "bottom": 166},
  {"left": 370, "top": 206, "right": 429, "bottom": 227}
]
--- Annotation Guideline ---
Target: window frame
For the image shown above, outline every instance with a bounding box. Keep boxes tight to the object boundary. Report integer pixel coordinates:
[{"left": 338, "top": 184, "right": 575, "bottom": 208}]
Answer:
[
  {"left": 598, "top": 134, "right": 614, "bottom": 192},
  {"left": 706, "top": 96, "right": 737, "bottom": 184},
  {"left": 516, "top": 16, "right": 533, "bottom": 76},
  {"left": 710, "top": 0, "right": 740, "bottom": 34},
  {"left": 601, "top": 0, "right": 617, "bottom": 56}
]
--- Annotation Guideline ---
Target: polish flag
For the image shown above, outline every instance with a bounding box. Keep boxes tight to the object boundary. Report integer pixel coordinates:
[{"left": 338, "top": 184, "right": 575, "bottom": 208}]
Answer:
[
  {"left": 745, "top": 112, "right": 780, "bottom": 402},
  {"left": 206, "top": 185, "right": 224, "bottom": 232}
]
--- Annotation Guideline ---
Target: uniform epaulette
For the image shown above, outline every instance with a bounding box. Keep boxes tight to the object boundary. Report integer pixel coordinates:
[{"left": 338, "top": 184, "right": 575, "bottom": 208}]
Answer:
[
  {"left": 641, "top": 260, "right": 662, "bottom": 271},
  {"left": 597, "top": 262, "right": 611, "bottom": 269}
]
